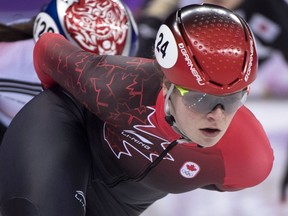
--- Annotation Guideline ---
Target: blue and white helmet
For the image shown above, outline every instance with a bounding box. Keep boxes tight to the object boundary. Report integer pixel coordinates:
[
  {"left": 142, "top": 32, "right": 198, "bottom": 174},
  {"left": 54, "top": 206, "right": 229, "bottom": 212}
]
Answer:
[{"left": 33, "top": 0, "right": 138, "bottom": 56}]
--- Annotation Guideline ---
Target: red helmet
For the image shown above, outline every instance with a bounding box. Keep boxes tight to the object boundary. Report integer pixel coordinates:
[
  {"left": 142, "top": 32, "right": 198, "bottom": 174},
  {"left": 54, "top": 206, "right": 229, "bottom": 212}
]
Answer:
[
  {"left": 33, "top": 0, "right": 138, "bottom": 56},
  {"left": 155, "top": 4, "right": 258, "bottom": 95}
]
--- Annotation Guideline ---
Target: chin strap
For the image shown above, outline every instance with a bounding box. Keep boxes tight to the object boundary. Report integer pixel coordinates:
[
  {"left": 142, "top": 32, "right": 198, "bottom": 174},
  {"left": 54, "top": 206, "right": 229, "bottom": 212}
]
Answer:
[{"left": 164, "top": 84, "right": 191, "bottom": 141}]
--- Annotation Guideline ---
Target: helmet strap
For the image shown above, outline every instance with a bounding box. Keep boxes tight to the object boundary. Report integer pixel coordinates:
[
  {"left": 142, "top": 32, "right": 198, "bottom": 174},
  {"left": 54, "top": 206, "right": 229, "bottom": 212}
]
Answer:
[{"left": 164, "top": 84, "right": 190, "bottom": 140}]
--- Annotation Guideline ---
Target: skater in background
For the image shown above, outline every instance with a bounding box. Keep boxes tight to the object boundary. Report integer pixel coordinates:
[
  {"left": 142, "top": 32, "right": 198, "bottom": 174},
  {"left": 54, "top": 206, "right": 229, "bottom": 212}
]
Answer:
[
  {"left": 0, "top": 4, "right": 273, "bottom": 216},
  {"left": 0, "top": 0, "right": 138, "bottom": 141},
  {"left": 0, "top": 17, "right": 38, "bottom": 141}
]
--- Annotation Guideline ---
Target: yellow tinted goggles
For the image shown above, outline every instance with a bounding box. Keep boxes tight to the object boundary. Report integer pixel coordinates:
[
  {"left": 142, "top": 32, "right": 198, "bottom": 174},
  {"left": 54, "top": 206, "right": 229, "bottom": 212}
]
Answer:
[{"left": 175, "top": 86, "right": 248, "bottom": 113}]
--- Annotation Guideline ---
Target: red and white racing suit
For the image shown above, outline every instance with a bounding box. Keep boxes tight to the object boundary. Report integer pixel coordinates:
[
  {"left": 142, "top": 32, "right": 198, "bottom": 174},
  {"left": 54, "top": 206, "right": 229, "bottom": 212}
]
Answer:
[{"left": 0, "top": 33, "right": 274, "bottom": 216}]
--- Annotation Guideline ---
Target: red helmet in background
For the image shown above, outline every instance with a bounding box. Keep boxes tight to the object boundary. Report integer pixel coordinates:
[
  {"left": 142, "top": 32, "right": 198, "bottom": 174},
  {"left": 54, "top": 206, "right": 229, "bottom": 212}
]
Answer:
[
  {"left": 155, "top": 4, "right": 258, "bottom": 95},
  {"left": 33, "top": 0, "right": 138, "bottom": 56}
]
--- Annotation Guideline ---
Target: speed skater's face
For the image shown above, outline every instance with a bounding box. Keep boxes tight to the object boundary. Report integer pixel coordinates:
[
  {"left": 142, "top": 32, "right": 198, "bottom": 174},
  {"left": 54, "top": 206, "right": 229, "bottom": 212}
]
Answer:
[{"left": 162, "top": 82, "right": 241, "bottom": 148}]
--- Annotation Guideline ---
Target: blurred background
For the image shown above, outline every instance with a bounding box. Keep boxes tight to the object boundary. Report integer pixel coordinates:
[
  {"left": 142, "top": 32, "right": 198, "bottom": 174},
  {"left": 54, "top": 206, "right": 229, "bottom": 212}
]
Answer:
[{"left": 1, "top": 0, "right": 288, "bottom": 215}]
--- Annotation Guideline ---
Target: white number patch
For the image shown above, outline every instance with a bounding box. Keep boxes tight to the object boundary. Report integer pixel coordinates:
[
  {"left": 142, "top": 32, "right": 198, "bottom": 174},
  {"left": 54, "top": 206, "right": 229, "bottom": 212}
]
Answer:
[{"left": 155, "top": 24, "right": 178, "bottom": 69}]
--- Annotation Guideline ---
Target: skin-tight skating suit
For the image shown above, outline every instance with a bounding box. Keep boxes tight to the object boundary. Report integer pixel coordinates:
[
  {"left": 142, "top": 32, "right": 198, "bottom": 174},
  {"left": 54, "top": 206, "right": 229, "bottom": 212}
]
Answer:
[{"left": 0, "top": 33, "right": 274, "bottom": 216}]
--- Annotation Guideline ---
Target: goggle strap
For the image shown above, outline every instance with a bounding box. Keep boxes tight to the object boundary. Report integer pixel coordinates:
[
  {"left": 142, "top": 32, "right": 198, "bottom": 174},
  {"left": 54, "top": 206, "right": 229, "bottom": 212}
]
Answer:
[
  {"left": 164, "top": 83, "right": 175, "bottom": 115},
  {"left": 164, "top": 84, "right": 191, "bottom": 141}
]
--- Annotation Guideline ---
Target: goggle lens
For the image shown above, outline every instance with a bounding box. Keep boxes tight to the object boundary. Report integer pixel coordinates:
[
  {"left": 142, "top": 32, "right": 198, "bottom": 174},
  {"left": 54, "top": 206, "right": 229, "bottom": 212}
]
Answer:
[{"left": 176, "top": 86, "right": 248, "bottom": 114}]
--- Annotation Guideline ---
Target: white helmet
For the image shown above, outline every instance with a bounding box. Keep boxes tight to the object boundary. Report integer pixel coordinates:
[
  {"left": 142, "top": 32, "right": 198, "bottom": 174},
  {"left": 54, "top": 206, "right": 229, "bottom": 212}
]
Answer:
[{"left": 33, "top": 0, "right": 138, "bottom": 56}]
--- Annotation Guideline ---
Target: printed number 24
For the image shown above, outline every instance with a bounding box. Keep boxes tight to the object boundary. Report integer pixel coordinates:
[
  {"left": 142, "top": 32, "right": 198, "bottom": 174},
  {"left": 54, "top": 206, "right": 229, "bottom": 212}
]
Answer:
[{"left": 156, "top": 33, "right": 169, "bottom": 59}]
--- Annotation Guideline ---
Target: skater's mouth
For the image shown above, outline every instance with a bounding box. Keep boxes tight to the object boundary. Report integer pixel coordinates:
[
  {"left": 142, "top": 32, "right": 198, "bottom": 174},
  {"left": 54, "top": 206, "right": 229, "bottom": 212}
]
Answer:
[{"left": 200, "top": 128, "right": 221, "bottom": 137}]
